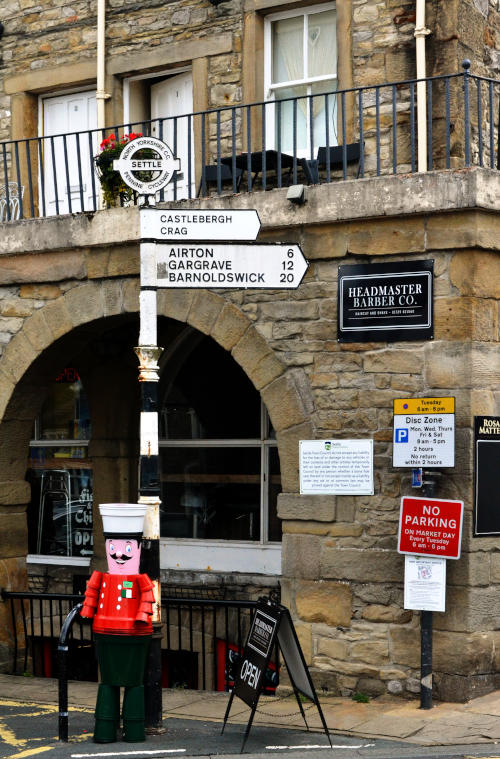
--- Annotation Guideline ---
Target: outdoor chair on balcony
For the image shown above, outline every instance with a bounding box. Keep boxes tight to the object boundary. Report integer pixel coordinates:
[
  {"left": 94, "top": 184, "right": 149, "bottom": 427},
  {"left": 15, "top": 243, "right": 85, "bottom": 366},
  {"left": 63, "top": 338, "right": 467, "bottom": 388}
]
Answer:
[
  {"left": 0, "top": 182, "right": 25, "bottom": 222},
  {"left": 197, "top": 163, "right": 243, "bottom": 197},
  {"left": 300, "top": 143, "right": 362, "bottom": 184}
]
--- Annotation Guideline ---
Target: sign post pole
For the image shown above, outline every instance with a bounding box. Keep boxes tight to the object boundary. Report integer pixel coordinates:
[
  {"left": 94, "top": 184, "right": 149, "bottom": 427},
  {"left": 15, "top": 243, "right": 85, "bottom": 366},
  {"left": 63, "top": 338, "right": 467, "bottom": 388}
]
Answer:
[
  {"left": 419, "top": 469, "right": 435, "bottom": 710},
  {"left": 398, "top": 489, "right": 464, "bottom": 710},
  {"left": 113, "top": 136, "right": 181, "bottom": 731}
]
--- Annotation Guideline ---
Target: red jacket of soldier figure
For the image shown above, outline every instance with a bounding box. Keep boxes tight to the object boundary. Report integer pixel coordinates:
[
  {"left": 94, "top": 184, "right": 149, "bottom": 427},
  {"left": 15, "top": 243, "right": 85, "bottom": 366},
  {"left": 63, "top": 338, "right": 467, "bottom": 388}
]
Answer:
[{"left": 81, "top": 571, "right": 154, "bottom": 635}]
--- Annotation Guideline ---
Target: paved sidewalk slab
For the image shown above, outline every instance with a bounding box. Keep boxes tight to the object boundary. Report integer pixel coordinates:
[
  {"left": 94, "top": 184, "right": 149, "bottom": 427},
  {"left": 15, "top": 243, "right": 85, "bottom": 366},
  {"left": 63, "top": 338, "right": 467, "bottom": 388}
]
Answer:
[{"left": 3, "top": 674, "right": 500, "bottom": 748}]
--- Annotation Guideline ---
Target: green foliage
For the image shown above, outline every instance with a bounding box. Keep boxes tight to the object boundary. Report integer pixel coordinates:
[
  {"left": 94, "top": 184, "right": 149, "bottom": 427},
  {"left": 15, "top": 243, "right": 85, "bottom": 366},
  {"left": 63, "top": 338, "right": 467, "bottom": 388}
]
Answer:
[
  {"left": 94, "top": 132, "right": 154, "bottom": 207},
  {"left": 352, "top": 691, "right": 370, "bottom": 703}
]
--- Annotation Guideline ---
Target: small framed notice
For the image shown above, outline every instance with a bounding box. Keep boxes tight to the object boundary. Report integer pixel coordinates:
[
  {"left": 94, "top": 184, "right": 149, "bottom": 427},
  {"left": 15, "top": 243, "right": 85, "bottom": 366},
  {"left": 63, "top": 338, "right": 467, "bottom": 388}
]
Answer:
[
  {"left": 299, "top": 439, "right": 374, "bottom": 495},
  {"left": 404, "top": 555, "right": 446, "bottom": 612}
]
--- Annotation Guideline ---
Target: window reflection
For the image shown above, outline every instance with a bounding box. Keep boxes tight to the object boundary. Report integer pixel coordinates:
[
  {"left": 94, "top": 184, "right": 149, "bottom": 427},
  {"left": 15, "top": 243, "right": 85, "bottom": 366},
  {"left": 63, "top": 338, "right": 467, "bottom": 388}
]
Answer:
[
  {"left": 159, "top": 333, "right": 281, "bottom": 543},
  {"left": 27, "top": 369, "right": 93, "bottom": 558}
]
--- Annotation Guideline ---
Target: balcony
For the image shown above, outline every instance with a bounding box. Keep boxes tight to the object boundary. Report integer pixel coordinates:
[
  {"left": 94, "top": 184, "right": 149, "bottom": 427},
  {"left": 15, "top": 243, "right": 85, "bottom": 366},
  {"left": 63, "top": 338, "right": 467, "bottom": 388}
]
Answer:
[{"left": 0, "top": 63, "right": 498, "bottom": 222}]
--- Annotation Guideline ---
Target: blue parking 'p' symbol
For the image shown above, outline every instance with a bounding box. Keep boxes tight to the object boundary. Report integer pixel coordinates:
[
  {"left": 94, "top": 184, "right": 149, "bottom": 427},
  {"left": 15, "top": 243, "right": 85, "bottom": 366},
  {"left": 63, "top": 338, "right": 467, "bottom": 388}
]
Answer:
[{"left": 395, "top": 428, "right": 409, "bottom": 443}]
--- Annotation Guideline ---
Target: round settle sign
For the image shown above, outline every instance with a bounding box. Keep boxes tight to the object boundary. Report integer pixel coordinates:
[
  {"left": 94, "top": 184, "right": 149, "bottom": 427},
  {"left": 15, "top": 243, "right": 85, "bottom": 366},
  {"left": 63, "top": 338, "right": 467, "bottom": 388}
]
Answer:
[{"left": 113, "top": 136, "right": 181, "bottom": 195}]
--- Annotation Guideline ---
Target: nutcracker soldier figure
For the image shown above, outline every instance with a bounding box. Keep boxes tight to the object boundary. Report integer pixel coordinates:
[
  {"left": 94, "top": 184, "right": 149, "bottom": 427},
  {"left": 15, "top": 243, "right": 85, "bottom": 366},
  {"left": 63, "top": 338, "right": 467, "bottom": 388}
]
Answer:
[{"left": 81, "top": 503, "right": 155, "bottom": 743}]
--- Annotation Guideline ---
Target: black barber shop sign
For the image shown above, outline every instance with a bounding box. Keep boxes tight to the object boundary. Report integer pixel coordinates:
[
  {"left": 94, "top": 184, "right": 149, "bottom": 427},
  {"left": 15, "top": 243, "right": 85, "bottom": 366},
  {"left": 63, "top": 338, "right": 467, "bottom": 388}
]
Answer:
[{"left": 338, "top": 260, "right": 434, "bottom": 342}]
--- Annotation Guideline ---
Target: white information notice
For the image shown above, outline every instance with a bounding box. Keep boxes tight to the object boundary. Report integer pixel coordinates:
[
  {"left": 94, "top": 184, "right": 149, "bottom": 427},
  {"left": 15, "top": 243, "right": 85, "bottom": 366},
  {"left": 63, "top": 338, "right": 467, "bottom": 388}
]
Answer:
[
  {"left": 404, "top": 555, "right": 446, "bottom": 612},
  {"left": 299, "top": 439, "right": 374, "bottom": 495}
]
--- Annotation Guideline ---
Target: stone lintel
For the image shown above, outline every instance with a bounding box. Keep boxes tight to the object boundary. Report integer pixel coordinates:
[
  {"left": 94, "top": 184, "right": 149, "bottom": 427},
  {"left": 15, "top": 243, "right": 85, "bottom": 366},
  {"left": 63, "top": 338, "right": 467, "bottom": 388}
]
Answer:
[
  {"left": 108, "top": 35, "right": 234, "bottom": 76},
  {"left": 5, "top": 62, "right": 96, "bottom": 95}
]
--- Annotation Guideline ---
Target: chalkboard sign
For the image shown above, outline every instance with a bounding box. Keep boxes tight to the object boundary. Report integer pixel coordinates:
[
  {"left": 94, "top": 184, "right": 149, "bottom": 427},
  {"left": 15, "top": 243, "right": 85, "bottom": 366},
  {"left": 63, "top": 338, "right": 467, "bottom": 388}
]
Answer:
[
  {"left": 474, "top": 416, "right": 500, "bottom": 536},
  {"left": 222, "top": 599, "right": 331, "bottom": 752}
]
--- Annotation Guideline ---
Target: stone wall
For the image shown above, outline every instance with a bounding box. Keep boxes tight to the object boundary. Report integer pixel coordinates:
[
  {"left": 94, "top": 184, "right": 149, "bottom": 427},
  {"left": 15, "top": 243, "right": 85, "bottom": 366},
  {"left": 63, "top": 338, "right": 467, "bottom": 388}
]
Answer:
[
  {"left": 0, "top": 0, "right": 498, "bottom": 150},
  {"left": 0, "top": 170, "right": 499, "bottom": 698}
]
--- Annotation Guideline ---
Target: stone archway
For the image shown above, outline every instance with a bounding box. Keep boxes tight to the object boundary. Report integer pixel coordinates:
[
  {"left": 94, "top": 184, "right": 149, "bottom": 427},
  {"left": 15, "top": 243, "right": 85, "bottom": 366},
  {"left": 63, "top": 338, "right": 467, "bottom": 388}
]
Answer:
[
  {"left": 0, "top": 280, "right": 315, "bottom": 490},
  {"left": 0, "top": 278, "right": 315, "bottom": 578},
  {"left": 0, "top": 278, "right": 316, "bottom": 672}
]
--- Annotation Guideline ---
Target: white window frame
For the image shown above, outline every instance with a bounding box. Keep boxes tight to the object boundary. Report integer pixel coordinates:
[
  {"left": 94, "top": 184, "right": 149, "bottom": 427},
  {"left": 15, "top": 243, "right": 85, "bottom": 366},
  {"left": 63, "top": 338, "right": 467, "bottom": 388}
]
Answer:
[
  {"left": 264, "top": 2, "right": 337, "bottom": 156},
  {"left": 122, "top": 67, "right": 191, "bottom": 126},
  {"left": 159, "top": 401, "right": 282, "bottom": 576}
]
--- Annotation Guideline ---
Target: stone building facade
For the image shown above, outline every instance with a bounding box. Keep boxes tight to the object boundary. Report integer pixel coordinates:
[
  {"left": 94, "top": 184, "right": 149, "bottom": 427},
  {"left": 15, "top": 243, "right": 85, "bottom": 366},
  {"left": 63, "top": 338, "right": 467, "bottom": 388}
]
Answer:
[{"left": 0, "top": 0, "right": 499, "bottom": 703}]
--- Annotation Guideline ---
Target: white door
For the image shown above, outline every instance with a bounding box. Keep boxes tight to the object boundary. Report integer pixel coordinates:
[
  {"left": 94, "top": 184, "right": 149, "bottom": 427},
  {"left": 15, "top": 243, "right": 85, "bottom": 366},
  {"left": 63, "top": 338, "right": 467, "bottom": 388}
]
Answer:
[
  {"left": 151, "top": 72, "right": 194, "bottom": 200},
  {"left": 42, "top": 91, "right": 97, "bottom": 216}
]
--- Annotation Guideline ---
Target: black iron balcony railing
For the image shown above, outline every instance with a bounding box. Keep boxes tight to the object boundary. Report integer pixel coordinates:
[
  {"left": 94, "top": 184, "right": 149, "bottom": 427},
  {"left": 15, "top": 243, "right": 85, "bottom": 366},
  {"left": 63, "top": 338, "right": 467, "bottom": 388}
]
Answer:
[{"left": 0, "top": 63, "right": 498, "bottom": 222}]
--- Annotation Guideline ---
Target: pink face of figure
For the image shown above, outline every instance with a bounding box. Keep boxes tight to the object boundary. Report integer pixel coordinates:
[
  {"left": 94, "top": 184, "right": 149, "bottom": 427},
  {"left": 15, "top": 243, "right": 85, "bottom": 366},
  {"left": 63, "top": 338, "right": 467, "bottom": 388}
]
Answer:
[{"left": 105, "top": 538, "right": 141, "bottom": 574}]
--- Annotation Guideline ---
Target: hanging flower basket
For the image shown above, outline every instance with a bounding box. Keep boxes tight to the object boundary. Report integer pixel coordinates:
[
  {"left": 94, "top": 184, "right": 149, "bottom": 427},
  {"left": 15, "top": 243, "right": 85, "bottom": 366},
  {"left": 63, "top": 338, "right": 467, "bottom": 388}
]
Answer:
[{"left": 94, "top": 132, "right": 143, "bottom": 208}]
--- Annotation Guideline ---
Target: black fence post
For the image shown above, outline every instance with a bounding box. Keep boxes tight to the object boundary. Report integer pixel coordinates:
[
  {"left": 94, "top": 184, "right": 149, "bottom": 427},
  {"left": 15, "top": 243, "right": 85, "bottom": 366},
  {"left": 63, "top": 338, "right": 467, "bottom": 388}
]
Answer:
[{"left": 58, "top": 602, "right": 83, "bottom": 742}]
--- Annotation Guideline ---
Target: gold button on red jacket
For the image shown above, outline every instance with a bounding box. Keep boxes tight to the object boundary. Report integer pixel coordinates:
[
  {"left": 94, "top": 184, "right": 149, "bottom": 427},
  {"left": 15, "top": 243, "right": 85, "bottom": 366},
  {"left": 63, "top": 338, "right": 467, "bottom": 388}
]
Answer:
[{"left": 81, "top": 571, "right": 154, "bottom": 635}]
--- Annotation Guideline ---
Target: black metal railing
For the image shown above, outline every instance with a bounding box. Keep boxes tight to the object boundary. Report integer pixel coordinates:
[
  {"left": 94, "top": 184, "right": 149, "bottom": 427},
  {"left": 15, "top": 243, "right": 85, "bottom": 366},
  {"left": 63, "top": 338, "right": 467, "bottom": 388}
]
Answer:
[
  {"left": 1, "top": 589, "right": 278, "bottom": 693},
  {"left": 0, "top": 63, "right": 498, "bottom": 222},
  {"left": 0, "top": 590, "right": 95, "bottom": 680}
]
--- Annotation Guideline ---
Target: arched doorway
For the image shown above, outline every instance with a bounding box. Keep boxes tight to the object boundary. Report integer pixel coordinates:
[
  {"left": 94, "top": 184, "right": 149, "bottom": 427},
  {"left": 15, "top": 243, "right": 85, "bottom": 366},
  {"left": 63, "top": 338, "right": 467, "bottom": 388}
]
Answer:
[{"left": 20, "top": 315, "right": 282, "bottom": 586}]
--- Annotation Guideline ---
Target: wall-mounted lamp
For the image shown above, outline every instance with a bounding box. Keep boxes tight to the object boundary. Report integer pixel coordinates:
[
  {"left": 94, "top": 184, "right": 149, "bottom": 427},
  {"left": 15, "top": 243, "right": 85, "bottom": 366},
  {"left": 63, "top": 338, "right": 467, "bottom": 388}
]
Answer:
[{"left": 286, "top": 184, "right": 307, "bottom": 205}]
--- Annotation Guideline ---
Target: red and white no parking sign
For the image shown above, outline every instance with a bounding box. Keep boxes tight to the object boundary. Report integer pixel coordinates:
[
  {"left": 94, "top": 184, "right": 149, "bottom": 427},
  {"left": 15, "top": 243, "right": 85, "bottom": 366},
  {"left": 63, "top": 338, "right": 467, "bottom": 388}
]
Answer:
[{"left": 398, "top": 496, "right": 464, "bottom": 560}]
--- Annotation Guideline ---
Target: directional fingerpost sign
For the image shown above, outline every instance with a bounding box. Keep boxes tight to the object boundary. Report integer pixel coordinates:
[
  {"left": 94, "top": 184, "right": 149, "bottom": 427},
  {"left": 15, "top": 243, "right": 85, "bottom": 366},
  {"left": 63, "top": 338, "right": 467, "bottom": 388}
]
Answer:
[
  {"left": 139, "top": 208, "right": 307, "bottom": 290},
  {"left": 140, "top": 208, "right": 261, "bottom": 241},
  {"left": 155, "top": 243, "right": 307, "bottom": 289}
]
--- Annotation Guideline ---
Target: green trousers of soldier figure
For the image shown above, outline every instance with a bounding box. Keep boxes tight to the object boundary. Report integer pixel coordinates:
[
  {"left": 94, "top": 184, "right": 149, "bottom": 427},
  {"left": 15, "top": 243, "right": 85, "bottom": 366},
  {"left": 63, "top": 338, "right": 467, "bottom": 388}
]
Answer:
[{"left": 94, "top": 634, "right": 151, "bottom": 743}]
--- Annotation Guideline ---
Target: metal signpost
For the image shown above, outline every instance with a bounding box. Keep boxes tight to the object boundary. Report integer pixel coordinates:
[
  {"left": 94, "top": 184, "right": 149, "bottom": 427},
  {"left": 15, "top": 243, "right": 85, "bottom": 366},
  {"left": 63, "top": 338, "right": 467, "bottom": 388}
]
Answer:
[
  {"left": 113, "top": 136, "right": 182, "bottom": 730},
  {"left": 393, "top": 397, "right": 459, "bottom": 711},
  {"left": 113, "top": 138, "right": 309, "bottom": 729},
  {"left": 397, "top": 495, "right": 464, "bottom": 710}
]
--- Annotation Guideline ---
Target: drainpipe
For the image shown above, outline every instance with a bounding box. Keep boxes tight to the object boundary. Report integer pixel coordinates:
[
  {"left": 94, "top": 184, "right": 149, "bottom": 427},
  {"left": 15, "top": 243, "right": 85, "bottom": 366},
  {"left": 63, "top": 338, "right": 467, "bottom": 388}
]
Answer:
[
  {"left": 96, "top": 0, "right": 110, "bottom": 132},
  {"left": 415, "top": 0, "right": 431, "bottom": 172}
]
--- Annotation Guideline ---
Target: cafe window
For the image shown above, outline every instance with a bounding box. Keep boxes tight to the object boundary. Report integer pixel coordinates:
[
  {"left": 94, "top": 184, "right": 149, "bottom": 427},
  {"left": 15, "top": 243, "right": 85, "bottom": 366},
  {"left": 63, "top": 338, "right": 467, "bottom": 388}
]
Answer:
[
  {"left": 264, "top": 3, "right": 337, "bottom": 155},
  {"left": 159, "top": 335, "right": 282, "bottom": 547},
  {"left": 27, "top": 368, "right": 93, "bottom": 562}
]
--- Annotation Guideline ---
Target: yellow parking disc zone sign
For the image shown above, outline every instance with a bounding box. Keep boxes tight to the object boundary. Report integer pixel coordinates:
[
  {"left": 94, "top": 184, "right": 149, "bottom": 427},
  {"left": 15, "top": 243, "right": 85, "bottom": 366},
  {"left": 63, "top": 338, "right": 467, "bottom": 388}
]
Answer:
[{"left": 393, "top": 397, "right": 455, "bottom": 468}]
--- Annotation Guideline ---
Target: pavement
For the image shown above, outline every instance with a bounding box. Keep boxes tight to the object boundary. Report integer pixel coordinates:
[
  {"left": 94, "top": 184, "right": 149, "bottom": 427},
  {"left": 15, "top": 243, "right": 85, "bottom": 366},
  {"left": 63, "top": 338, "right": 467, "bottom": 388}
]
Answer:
[{"left": 3, "top": 673, "right": 500, "bottom": 753}]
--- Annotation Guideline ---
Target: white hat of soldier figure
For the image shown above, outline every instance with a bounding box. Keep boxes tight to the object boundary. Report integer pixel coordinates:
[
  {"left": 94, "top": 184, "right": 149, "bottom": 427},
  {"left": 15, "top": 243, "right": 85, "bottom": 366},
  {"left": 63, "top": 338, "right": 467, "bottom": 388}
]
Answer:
[{"left": 99, "top": 503, "right": 147, "bottom": 539}]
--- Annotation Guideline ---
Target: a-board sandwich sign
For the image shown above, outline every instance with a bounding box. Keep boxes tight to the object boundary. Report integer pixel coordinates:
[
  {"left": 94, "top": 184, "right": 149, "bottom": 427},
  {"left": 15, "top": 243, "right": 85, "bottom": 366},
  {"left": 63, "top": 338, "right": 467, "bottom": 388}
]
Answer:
[
  {"left": 393, "top": 397, "right": 455, "bottom": 468},
  {"left": 397, "top": 496, "right": 464, "bottom": 560},
  {"left": 223, "top": 600, "right": 331, "bottom": 752},
  {"left": 234, "top": 605, "right": 280, "bottom": 708},
  {"left": 338, "top": 259, "right": 434, "bottom": 342},
  {"left": 474, "top": 416, "right": 500, "bottom": 536}
]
